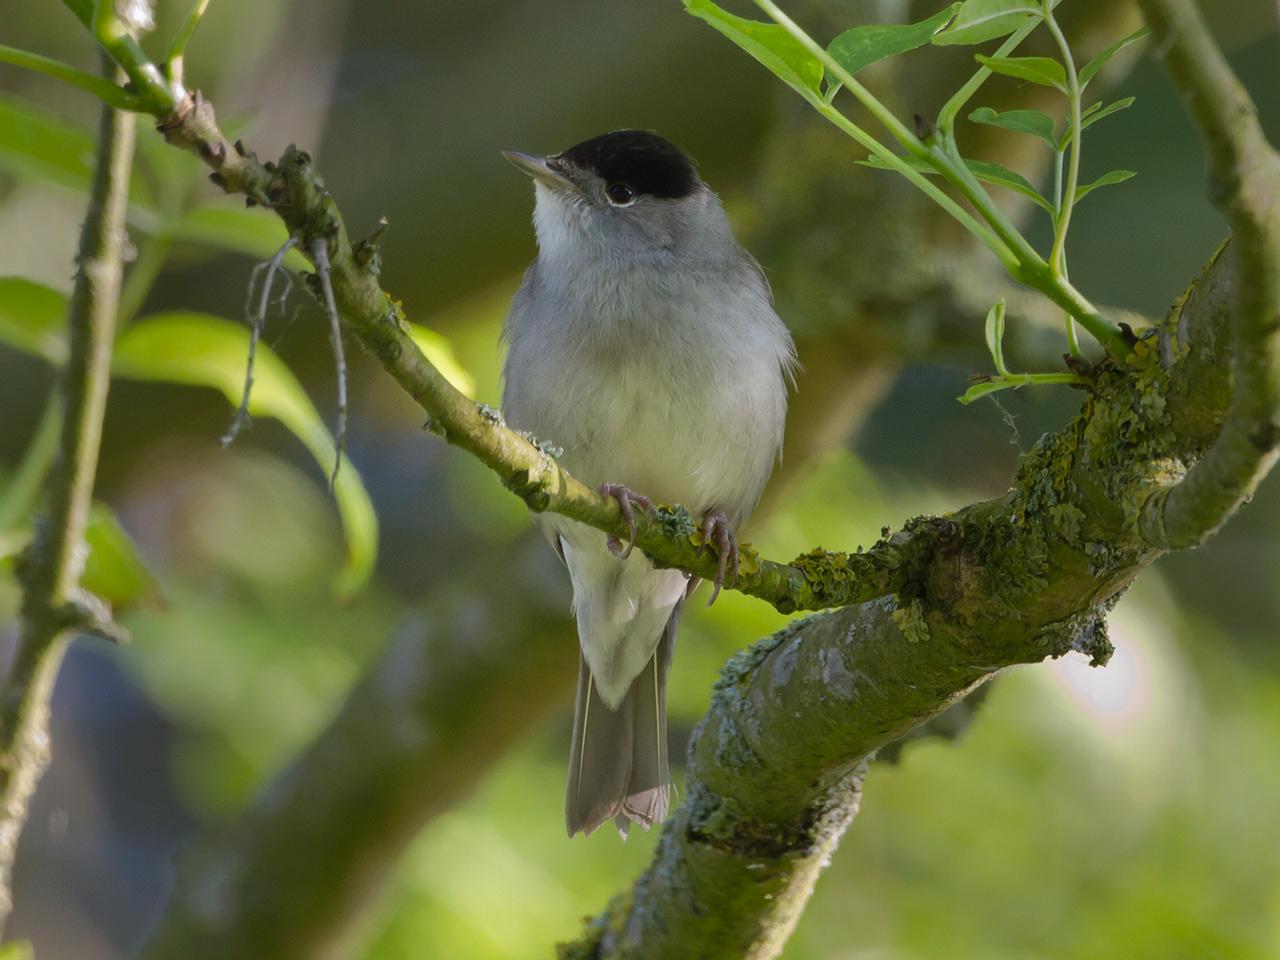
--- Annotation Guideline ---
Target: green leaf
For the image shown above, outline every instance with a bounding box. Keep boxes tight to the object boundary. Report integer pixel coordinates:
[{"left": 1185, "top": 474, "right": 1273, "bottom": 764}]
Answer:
[
  {"left": 1074, "top": 169, "right": 1136, "bottom": 202},
  {"left": 932, "top": 0, "right": 1055, "bottom": 46},
  {"left": 0, "top": 95, "right": 94, "bottom": 193},
  {"left": 975, "top": 54, "right": 1066, "bottom": 91},
  {"left": 406, "top": 324, "right": 476, "bottom": 398},
  {"left": 0, "top": 277, "right": 68, "bottom": 363},
  {"left": 683, "top": 0, "right": 823, "bottom": 96},
  {"left": 857, "top": 153, "right": 1054, "bottom": 213},
  {"left": 163, "top": 204, "right": 310, "bottom": 270},
  {"left": 1079, "top": 26, "right": 1151, "bottom": 86},
  {"left": 958, "top": 379, "right": 1020, "bottom": 403},
  {"left": 112, "top": 313, "right": 378, "bottom": 598},
  {"left": 984, "top": 299, "right": 1009, "bottom": 377},
  {"left": 1081, "top": 96, "right": 1135, "bottom": 131},
  {"left": 957, "top": 371, "right": 1082, "bottom": 404},
  {"left": 827, "top": 4, "right": 959, "bottom": 78},
  {"left": 1058, "top": 98, "right": 1136, "bottom": 151},
  {"left": 969, "top": 106, "right": 1057, "bottom": 147},
  {"left": 0, "top": 95, "right": 154, "bottom": 209},
  {"left": 83, "top": 502, "right": 162, "bottom": 609},
  {"left": 965, "top": 160, "right": 1055, "bottom": 213},
  {"left": 0, "top": 939, "right": 33, "bottom": 960}
]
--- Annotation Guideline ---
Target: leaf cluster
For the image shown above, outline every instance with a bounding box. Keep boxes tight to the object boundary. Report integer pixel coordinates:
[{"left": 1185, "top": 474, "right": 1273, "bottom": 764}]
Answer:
[{"left": 685, "top": 0, "right": 1151, "bottom": 393}]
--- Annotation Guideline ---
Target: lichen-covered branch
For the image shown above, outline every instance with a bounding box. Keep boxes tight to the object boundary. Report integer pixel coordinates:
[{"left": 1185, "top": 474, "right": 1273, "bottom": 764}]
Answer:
[
  {"left": 561, "top": 230, "right": 1242, "bottom": 959},
  {"left": 1135, "top": 0, "right": 1280, "bottom": 548},
  {"left": 0, "top": 58, "right": 134, "bottom": 932}
]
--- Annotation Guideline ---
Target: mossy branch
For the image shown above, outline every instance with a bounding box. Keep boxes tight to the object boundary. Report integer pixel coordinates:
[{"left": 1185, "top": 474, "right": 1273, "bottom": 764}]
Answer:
[
  {"left": 1135, "top": 0, "right": 1280, "bottom": 548},
  {"left": 558, "top": 227, "right": 1244, "bottom": 960},
  {"left": 0, "top": 57, "right": 135, "bottom": 933}
]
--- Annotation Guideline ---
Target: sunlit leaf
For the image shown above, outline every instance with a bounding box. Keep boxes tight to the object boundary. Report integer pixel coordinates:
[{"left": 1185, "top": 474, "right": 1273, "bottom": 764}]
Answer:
[
  {"left": 827, "top": 4, "right": 959, "bottom": 78},
  {"left": 0, "top": 95, "right": 153, "bottom": 208},
  {"left": 975, "top": 54, "right": 1066, "bottom": 91},
  {"left": 163, "top": 204, "right": 309, "bottom": 269},
  {"left": 0, "top": 276, "right": 68, "bottom": 363},
  {"left": 932, "top": 0, "right": 1056, "bottom": 46},
  {"left": 84, "top": 502, "right": 163, "bottom": 609},
  {"left": 984, "top": 299, "right": 1009, "bottom": 377},
  {"left": 1079, "top": 26, "right": 1151, "bottom": 86},
  {"left": 1074, "top": 169, "right": 1136, "bottom": 202},
  {"left": 112, "top": 312, "right": 378, "bottom": 598},
  {"left": 683, "top": 0, "right": 823, "bottom": 96},
  {"left": 407, "top": 323, "right": 476, "bottom": 398},
  {"left": 969, "top": 106, "right": 1057, "bottom": 147}
]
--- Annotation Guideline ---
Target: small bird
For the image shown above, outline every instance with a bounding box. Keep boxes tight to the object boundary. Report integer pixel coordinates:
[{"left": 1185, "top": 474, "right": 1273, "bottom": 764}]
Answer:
[{"left": 501, "top": 130, "right": 795, "bottom": 837}]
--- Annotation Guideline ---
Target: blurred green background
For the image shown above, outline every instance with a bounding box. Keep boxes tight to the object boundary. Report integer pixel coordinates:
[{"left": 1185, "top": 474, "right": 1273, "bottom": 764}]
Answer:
[{"left": 1, "top": 1, "right": 1279, "bottom": 957}]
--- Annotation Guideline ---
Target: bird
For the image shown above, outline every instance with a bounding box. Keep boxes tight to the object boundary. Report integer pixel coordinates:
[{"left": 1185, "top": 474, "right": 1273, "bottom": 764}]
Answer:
[{"left": 500, "top": 130, "right": 795, "bottom": 837}]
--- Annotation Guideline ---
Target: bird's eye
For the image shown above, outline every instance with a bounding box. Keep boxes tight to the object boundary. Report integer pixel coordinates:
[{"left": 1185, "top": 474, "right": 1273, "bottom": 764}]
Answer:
[{"left": 606, "top": 182, "right": 636, "bottom": 205}]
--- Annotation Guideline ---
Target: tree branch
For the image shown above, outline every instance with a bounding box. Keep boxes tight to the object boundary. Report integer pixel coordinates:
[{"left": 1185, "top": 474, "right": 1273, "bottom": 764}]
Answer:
[
  {"left": 120, "top": 2, "right": 1156, "bottom": 953},
  {"left": 46, "top": 22, "right": 914, "bottom": 615},
  {"left": 0, "top": 57, "right": 134, "bottom": 932},
  {"left": 1135, "top": 0, "right": 1280, "bottom": 548},
  {"left": 560, "top": 234, "right": 1242, "bottom": 958}
]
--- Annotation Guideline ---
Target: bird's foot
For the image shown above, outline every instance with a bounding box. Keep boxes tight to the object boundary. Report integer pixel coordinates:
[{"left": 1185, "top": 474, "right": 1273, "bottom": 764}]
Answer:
[
  {"left": 599, "top": 483, "right": 654, "bottom": 559},
  {"left": 700, "top": 509, "right": 739, "bottom": 606}
]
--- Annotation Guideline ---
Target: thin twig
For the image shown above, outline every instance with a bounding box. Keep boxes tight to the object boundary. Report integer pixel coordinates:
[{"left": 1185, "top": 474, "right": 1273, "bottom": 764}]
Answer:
[
  {"left": 310, "top": 237, "right": 347, "bottom": 490},
  {"left": 50, "top": 6, "right": 1065, "bottom": 610},
  {"left": 222, "top": 236, "right": 296, "bottom": 446},
  {"left": 0, "top": 54, "right": 135, "bottom": 934}
]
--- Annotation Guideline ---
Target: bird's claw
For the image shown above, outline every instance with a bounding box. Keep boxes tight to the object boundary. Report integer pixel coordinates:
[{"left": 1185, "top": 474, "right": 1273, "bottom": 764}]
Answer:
[
  {"left": 700, "top": 509, "right": 739, "bottom": 606},
  {"left": 600, "top": 483, "right": 653, "bottom": 559}
]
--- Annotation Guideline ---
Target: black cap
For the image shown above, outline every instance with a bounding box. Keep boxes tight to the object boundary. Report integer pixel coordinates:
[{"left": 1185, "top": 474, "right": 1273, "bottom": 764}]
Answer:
[{"left": 558, "top": 130, "right": 700, "bottom": 200}]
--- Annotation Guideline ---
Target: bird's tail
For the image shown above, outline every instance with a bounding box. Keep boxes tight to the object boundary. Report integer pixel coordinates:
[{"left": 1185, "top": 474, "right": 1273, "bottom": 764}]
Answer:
[{"left": 565, "top": 602, "right": 682, "bottom": 838}]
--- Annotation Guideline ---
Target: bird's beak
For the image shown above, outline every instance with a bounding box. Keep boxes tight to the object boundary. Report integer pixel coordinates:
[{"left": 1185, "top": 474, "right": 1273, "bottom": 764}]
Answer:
[{"left": 502, "top": 150, "right": 581, "bottom": 195}]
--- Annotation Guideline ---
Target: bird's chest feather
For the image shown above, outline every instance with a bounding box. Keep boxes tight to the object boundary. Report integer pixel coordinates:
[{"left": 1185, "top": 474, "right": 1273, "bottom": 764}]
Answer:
[{"left": 505, "top": 263, "right": 782, "bottom": 512}]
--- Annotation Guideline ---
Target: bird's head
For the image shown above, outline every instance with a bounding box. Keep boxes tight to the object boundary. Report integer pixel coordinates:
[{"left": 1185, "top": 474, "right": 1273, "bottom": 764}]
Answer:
[{"left": 503, "top": 130, "right": 730, "bottom": 266}]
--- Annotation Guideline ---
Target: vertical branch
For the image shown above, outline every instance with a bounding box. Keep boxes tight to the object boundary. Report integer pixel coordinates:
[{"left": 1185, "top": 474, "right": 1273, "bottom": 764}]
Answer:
[
  {"left": 1135, "top": 0, "right": 1280, "bottom": 547},
  {"left": 0, "top": 55, "right": 135, "bottom": 931}
]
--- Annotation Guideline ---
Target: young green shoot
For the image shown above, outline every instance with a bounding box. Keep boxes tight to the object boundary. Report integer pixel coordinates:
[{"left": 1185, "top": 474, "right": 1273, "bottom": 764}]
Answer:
[
  {"left": 684, "top": 0, "right": 1149, "bottom": 392},
  {"left": 164, "top": 0, "right": 212, "bottom": 86},
  {"left": 1040, "top": 0, "right": 1084, "bottom": 356},
  {"left": 959, "top": 299, "right": 1087, "bottom": 404}
]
